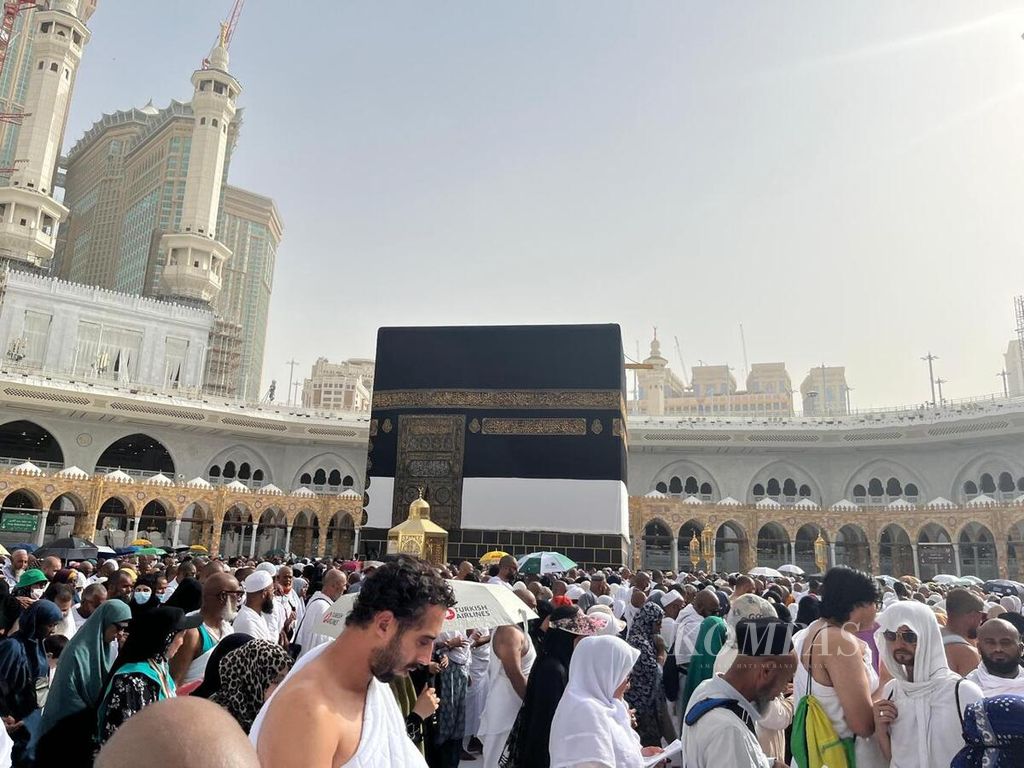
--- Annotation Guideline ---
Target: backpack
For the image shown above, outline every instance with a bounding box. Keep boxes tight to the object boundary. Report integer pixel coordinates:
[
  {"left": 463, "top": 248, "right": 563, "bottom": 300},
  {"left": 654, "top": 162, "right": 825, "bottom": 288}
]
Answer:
[{"left": 791, "top": 627, "right": 854, "bottom": 768}]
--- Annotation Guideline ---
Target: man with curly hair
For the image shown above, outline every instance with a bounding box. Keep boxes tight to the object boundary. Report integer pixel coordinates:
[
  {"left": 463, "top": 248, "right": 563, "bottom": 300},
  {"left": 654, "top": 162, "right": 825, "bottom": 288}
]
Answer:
[{"left": 251, "top": 556, "right": 455, "bottom": 767}]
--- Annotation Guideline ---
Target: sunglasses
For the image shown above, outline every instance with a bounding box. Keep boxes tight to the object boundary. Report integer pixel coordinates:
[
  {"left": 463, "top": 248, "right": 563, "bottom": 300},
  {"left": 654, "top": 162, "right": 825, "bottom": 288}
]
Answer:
[{"left": 883, "top": 630, "right": 918, "bottom": 645}]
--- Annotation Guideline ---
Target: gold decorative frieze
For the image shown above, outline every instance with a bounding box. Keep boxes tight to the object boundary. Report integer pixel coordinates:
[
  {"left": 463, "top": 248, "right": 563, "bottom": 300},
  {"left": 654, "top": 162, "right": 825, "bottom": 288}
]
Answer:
[
  {"left": 480, "top": 418, "right": 588, "bottom": 436},
  {"left": 373, "top": 389, "right": 623, "bottom": 411}
]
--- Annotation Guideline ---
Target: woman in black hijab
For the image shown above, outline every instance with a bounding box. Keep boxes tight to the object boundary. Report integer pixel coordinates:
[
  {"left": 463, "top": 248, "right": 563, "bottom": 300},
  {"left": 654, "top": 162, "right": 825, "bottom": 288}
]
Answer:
[
  {"left": 97, "top": 606, "right": 199, "bottom": 743},
  {"left": 162, "top": 577, "right": 201, "bottom": 613},
  {"left": 502, "top": 606, "right": 596, "bottom": 768}
]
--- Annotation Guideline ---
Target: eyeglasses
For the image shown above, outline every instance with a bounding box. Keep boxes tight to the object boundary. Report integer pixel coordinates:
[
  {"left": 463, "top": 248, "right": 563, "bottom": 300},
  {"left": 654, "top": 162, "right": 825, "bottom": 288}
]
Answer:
[
  {"left": 883, "top": 629, "right": 918, "bottom": 645},
  {"left": 219, "top": 590, "right": 244, "bottom": 600}
]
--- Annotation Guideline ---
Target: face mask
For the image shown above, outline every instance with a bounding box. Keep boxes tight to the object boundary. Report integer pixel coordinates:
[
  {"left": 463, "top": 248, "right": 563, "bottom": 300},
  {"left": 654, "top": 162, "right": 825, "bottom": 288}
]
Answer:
[
  {"left": 30, "top": 587, "right": 44, "bottom": 600},
  {"left": 156, "top": 592, "right": 169, "bottom": 603},
  {"left": 132, "top": 590, "right": 152, "bottom": 605}
]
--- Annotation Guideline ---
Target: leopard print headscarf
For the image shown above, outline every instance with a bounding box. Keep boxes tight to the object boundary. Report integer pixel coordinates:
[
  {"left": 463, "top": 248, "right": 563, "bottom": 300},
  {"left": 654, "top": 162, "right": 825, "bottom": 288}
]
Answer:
[{"left": 210, "top": 640, "right": 293, "bottom": 733}]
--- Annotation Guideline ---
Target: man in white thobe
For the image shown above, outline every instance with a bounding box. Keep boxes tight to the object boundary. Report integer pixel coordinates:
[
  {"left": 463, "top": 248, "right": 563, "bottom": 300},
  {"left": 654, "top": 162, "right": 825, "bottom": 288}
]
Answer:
[
  {"left": 295, "top": 569, "right": 347, "bottom": 659},
  {"left": 682, "top": 617, "right": 794, "bottom": 768},
  {"left": 232, "top": 571, "right": 275, "bottom": 642},
  {"left": 965, "top": 617, "right": 1024, "bottom": 696},
  {"left": 874, "top": 601, "right": 984, "bottom": 768}
]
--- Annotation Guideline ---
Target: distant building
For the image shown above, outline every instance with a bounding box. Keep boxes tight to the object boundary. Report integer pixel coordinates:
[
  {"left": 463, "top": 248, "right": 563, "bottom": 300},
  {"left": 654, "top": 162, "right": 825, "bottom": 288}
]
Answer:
[
  {"left": 800, "top": 365, "right": 849, "bottom": 415},
  {"left": 632, "top": 336, "right": 794, "bottom": 417},
  {"left": 0, "top": 267, "right": 213, "bottom": 390},
  {"left": 302, "top": 357, "right": 375, "bottom": 412},
  {"left": 53, "top": 35, "right": 281, "bottom": 400}
]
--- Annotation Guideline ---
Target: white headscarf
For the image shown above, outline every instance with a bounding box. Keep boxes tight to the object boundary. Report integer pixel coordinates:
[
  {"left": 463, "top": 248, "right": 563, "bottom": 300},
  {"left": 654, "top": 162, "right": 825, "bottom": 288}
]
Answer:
[
  {"left": 1000, "top": 595, "right": 1022, "bottom": 613},
  {"left": 875, "top": 601, "right": 967, "bottom": 767},
  {"left": 548, "top": 636, "right": 644, "bottom": 768}
]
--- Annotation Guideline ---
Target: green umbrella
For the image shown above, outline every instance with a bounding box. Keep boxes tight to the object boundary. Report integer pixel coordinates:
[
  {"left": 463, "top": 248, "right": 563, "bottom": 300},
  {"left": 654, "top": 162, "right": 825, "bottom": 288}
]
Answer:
[
  {"left": 516, "top": 551, "right": 577, "bottom": 575},
  {"left": 135, "top": 547, "right": 166, "bottom": 556}
]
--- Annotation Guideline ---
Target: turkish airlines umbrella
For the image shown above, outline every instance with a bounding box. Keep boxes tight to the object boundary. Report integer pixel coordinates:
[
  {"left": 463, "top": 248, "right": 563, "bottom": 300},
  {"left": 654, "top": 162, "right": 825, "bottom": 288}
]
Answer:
[{"left": 313, "top": 579, "right": 539, "bottom": 638}]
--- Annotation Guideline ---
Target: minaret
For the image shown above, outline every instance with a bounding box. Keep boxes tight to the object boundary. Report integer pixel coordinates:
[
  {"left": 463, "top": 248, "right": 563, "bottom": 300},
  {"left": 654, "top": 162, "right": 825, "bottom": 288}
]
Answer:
[
  {"left": 0, "top": 0, "right": 90, "bottom": 270},
  {"left": 156, "top": 30, "right": 240, "bottom": 304}
]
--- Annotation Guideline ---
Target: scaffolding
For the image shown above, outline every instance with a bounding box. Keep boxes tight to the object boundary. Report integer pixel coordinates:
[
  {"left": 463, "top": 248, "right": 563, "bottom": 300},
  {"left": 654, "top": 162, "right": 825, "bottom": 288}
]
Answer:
[{"left": 204, "top": 317, "right": 242, "bottom": 397}]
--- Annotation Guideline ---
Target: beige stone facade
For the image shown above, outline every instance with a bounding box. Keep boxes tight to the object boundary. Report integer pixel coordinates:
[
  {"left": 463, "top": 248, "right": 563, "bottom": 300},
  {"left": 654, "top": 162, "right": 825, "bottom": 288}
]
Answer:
[
  {"left": 0, "top": 468, "right": 362, "bottom": 559},
  {"left": 630, "top": 495, "right": 1024, "bottom": 580}
]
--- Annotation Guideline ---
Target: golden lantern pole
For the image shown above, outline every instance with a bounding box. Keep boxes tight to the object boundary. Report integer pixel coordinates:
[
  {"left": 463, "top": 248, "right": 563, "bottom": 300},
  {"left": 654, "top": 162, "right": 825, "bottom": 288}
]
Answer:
[
  {"left": 814, "top": 529, "right": 828, "bottom": 573},
  {"left": 689, "top": 532, "right": 700, "bottom": 571},
  {"left": 701, "top": 522, "right": 716, "bottom": 573}
]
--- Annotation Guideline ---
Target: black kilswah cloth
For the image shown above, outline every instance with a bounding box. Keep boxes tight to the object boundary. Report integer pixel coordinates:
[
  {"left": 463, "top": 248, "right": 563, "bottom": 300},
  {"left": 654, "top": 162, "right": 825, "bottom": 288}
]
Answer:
[{"left": 735, "top": 618, "right": 796, "bottom": 657}]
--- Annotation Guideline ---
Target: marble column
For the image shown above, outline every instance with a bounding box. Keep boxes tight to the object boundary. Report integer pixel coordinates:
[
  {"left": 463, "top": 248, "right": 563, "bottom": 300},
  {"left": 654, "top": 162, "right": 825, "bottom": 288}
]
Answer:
[
  {"left": 248, "top": 524, "right": 259, "bottom": 559},
  {"left": 284, "top": 525, "right": 292, "bottom": 555},
  {"left": 171, "top": 519, "right": 182, "bottom": 549},
  {"left": 671, "top": 534, "right": 679, "bottom": 574},
  {"left": 829, "top": 542, "right": 837, "bottom": 568},
  {"left": 910, "top": 543, "right": 920, "bottom": 579},
  {"left": 953, "top": 545, "right": 962, "bottom": 577}
]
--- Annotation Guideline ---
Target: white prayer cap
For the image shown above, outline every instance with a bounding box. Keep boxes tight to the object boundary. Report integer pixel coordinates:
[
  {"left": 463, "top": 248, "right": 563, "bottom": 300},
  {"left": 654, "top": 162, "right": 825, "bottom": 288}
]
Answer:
[
  {"left": 103, "top": 559, "right": 119, "bottom": 568},
  {"left": 566, "top": 585, "right": 586, "bottom": 601},
  {"left": 512, "top": 581, "right": 528, "bottom": 592},
  {"left": 243, "top": 571, "right": 273, "bottom": 593},
  {"left": 256, "top": 562, "right": 277, "bottom": 575},
  {"left": 661, "top": 591, "right": 683, "bottom": 608},
  {"left": 597, "top": 595, "right": 614, "bottom": 607}
]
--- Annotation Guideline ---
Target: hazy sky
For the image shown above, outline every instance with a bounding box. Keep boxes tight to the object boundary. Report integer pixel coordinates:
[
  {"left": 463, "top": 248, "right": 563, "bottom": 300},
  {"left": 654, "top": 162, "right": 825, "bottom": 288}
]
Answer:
[{"left": 63, "top": 2, "right": 1024, "bottom": 409}]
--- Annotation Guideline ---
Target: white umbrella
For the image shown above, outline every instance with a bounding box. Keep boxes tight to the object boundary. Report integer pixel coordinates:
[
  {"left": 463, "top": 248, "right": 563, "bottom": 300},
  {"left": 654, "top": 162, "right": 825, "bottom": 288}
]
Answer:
[
  {"left": 313, "top": 579, "right": 539, "bottom": 638},
  {"left": 749, "top": 566, "right": 783, "bottom": 579},
  {"left": 777, "top": 564, "right": 804, "bottom": 576},
  {"left": 931, "top": 574, "right": 960, "bottom": 584},
  {"left": 959, "top": 575, "right": 983, "bottom": 585},
  {"left": 876, "top": 575, "right": 898, "bottom": 587}
]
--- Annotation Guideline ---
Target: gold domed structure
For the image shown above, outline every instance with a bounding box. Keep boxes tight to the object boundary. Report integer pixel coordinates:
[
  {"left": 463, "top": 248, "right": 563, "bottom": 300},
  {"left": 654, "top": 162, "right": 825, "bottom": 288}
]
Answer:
[{"left": 387, "top": 488, "right": 448, "bottom": 565}]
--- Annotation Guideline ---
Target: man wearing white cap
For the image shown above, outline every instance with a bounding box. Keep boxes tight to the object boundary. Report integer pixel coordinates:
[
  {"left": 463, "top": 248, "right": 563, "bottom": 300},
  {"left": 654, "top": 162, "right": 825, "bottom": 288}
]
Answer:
[
  {"left": 233, "top": 571, "right": 276, "bottom": 642},
  {"left": 660, "top": 590, "right": 684, "bottom": 650}
]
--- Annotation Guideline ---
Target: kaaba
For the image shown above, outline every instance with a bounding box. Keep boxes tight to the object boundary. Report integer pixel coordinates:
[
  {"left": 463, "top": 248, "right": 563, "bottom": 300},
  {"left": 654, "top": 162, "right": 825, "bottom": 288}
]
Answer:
[{"left": 359, "top": 324, "right": 629, "bottom": 567}]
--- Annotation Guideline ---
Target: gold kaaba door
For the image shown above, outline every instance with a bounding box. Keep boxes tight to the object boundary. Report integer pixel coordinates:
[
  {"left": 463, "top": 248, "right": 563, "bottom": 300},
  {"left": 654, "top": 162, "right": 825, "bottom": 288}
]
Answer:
[{"left": 392, "top": 414, "right": 466, "bottom": 530}]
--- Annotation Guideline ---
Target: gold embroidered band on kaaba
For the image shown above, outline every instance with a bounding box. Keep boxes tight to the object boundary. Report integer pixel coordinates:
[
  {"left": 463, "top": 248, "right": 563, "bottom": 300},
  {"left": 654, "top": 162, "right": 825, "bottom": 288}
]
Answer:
[
  {"left": 373, "top": 389, "right": 624, "bottom": 412},
  {"left": 481, "top": 418, "right": 588, "bottom": 436}
]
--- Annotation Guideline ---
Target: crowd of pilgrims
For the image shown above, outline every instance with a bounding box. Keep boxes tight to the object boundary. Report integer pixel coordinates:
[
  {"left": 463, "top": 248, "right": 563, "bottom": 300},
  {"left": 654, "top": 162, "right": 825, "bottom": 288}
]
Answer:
[{"left": 0, "top": 546, "right": 1020, "bottom": 767}]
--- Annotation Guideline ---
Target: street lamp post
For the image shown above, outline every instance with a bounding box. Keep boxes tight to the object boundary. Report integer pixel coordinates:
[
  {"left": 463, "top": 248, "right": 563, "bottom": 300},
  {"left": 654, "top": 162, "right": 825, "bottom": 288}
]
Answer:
[
  {"left": 999, "top": 370, "right": 1010, "bottom": 398},
  {"left": 921, "top": 352, "right": 939, "bottom": 407}
]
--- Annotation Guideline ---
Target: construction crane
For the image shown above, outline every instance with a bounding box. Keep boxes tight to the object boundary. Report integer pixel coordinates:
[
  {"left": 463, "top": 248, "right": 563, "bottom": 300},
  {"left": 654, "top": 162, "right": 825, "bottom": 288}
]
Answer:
[
  {"left": 0, "top": 1, "right": 35, "bottom": 128},
  {"left": 203, "top": 0, "right": 244, "bottom": 69}
]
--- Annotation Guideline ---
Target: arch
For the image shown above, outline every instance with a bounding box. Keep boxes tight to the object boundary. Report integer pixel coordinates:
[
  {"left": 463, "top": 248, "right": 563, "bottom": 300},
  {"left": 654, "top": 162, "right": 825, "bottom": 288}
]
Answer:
[
  {"left": 292, "top": 453, "right": 362, "bottom": 493},
  {"left": 835, "top": 524, "right": 870, "bottom": 572},
  {"left": 204, "top": 444, "right": 273, "bottom": 487},
  {"left": 676, "top": 518, "right": 704, "bottom": 573},
  {"left": 715, "top": 519, "right": 747, "bottom": 573},
  {"left": 649, "top": 459, "right": 720, "bottom": 501},
  {"left": 756, "top": 522, "right": 789, "bottom": 568},
  {"left": 94, "top": 496, "right": 135, "bottom": 547},
  {"left": 0, "top": 419, "right": 64, "bottom": 465},
  {"left": 43, "top": 492, "right": 84, "bottom": 544},
  {"left": 916, "top": 522, "right": 954, "bottom": 581},
  {"left": 904, "top": 483, "right": 919, "bottom": 500},
  {"left": 951, "top": 452, "right": 1023, "bottom": 502},
  {"left": 752, "top": 483, "right": 765, "bottom": 499},
  {"left": 668, "top": 476, "right": 682, "bottom": 495},
  {"left": 999, "top": 472, "right": 1016, "bottom": 493},
  {"left": 963, "top": 480, "right": 978, "bottom": 497},
  {"left": 958, "top": 521, "right": 997, "bottom": 580},
  {"left": 313, "top": 468, "right": 327, "bottom": 486},
  {"left": 654, "top": 481, "right": 667, "bottom": 494},
  {"left": 255, "top": 509, "right": 287, "bottom": 556},
  {"left": 218, "top": 504, "right": 255, "bottom": 558},
  {"left": 980, "top": 473, "right": 996, "bottom": 495},
  {"left": 328, "top": 469, "right": 342, "bottom": 487},
  {"left": 794, "top": 524, "right": 828, "bottom": 574},
  {"left": 879, "top": 524, "right": 913, "bottom": 577},
  {"left": 642, "top": 519, "right": 673, "bottom": 570},
  {"left": 138, "top": 499, "right": 170, "bottom": 543},
  {"left": 867, "top": 478, "right": 884, "bottom": 497},
  {"left": 289, "top": 509, "right": 319, "bottom": 557},
  {"left": 95, "top": 433, "right": 175, "bottom": 475},
  {"left": 223, "top": 461, "right": 236, "bottom": 479},
  {"left": 798, "top": 484, "right": 811, "bottom": 498},
  {"left": 325, "top": 510, "right": 356, "bottom": 559},
  {"left": 1, "top": 488, "right": 41, "bottom": 511},
  {"left": 179, "top": 501, "right": 210, "bottom": 548},
  {"left": 842, "top": 458, "right": 928, "bottom": 504},
  {"left": 746, "top": 460, "right": 821, "bottom": 504},
  {"left": 238, "top": 462, "right": 251, "bottom": 481}
]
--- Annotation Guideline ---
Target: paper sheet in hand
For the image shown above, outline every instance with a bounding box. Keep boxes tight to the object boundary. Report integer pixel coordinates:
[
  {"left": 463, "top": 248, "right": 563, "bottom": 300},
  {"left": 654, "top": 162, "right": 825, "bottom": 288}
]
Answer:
[{"left": 642, "top": 738, "right": 682, "bottom": 768}]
